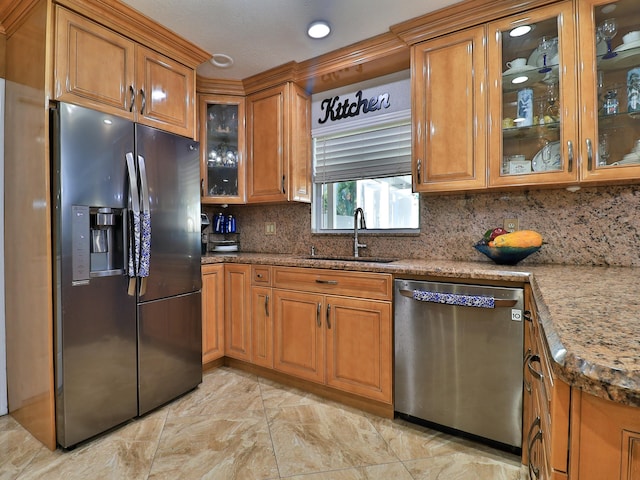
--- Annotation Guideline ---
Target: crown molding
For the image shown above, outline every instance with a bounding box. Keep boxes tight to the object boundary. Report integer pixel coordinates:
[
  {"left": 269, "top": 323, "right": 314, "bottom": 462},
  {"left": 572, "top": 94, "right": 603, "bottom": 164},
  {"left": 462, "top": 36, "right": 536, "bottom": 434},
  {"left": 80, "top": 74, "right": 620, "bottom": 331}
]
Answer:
[
  {"left": 242, "top": 61, "right": 298, "bottom": 95},
  {"left": 391, "top": 0, "right": 559, "bottom": 45},
  {"left": 0, "top": 0, "right": 41, "bottom": 36},
  {"left": 55, "top": 0, "right": 210, "bottom": 68},
  {"left": 296, "top": 31, "right": 409, "bottom": 94},
  {"left": 196, "top": 76, "right": 245, "bottom": 96}
]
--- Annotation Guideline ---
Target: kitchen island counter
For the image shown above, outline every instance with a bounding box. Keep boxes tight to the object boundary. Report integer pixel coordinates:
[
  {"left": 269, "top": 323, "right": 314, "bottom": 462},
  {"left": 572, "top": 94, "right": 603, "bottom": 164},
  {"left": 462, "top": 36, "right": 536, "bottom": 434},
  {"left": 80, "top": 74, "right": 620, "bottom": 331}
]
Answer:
[{"left": 202, "top": 253, "right": 640, "bottom": 408}]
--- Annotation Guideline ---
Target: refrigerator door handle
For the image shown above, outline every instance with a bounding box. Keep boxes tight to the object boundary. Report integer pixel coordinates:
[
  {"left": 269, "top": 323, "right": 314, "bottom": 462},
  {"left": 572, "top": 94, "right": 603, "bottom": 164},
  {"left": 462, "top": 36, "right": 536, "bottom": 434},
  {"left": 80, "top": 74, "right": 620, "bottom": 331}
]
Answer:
[
  {"left": 137, "top": 154, "right": 151, "bottom": 297},
  {"left": 126, "top": 152, "right": 141, "bottom": 296}
]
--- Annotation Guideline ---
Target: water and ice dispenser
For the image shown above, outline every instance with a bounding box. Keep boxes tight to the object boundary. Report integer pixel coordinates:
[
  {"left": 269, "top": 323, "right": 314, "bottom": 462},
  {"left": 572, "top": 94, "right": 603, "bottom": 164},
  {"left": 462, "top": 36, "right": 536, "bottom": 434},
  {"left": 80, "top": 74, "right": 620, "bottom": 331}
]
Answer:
[{"left": 71, "top": 205, "right": 125, "bottom": 284}]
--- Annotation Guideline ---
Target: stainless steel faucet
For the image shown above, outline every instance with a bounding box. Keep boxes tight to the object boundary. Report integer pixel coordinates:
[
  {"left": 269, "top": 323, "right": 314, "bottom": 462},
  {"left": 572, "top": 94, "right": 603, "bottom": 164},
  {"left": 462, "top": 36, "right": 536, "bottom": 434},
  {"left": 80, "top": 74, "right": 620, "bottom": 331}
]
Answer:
[{"left": 353, "top": 207, "right": 367, "bottom": 257}]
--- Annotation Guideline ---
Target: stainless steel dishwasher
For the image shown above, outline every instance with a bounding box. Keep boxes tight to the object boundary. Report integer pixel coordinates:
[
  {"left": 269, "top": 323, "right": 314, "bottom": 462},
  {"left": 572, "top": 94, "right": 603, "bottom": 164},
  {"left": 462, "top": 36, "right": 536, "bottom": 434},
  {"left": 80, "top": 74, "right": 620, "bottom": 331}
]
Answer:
[{"left": 394, "top": 279, "right": 524, "bottom": 451}]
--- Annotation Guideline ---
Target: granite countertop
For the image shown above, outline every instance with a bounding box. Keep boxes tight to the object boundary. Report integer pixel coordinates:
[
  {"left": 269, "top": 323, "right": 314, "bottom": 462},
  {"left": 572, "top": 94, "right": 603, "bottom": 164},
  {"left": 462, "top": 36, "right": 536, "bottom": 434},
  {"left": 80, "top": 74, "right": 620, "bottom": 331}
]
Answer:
[{"left": 202, "top": 252, "right": 640, "bottom": 408}]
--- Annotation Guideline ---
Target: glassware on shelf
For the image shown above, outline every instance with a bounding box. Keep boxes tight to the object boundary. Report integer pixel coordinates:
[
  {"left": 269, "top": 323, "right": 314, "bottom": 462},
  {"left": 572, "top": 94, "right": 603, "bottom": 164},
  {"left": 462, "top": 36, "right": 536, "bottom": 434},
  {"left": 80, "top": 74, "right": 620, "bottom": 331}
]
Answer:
[
  {"left": 599, "top": 18, "right": 618, "bottom": 59},
  {"left": 598, "top": 133, "right": 610, "bottom": 166},
  {"left": 603, "top": 89, "right": 619, "bottom": 115},
  {"left": 537, "top": 36, "right": 555, "bottom": 73},
  {"left": 545, "top": 82, "right": 559, "bottom": 117},
  {"left": 628, "top": 68, "right": 640, "bottom": 113}
]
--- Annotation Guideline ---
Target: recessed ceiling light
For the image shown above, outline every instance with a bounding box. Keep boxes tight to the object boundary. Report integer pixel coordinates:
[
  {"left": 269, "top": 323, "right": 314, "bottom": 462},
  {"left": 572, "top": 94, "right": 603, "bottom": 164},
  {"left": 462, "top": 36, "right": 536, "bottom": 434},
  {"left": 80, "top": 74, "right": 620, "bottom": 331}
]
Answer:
[
  {"left": 510, "top": 25, "right": 532, "bottom": 37},
  {"left": 210, "top": 53, "right": 234, "bottom": 68},
  {"left": 512, "top": 75, "right": 529, "bottom": 84},
  {"left": 308, "top": 21, "right": 331, "bottom": 39}
]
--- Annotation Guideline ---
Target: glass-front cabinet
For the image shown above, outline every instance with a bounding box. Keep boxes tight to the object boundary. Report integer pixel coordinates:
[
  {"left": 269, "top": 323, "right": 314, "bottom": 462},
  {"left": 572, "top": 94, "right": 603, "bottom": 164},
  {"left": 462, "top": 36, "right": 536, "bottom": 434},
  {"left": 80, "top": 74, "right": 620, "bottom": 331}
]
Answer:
[
  {"left": 488, "top": 1, "right": 579, "bottom": 187},
  {"left": 578, "top": 0, "right": 640, "bottom": 182},
  {"left": 488, "top": 0, "right": 640, "bottom": 188},
  {"left": 199, "top": 95, "right": 245, "bottom": 203}
]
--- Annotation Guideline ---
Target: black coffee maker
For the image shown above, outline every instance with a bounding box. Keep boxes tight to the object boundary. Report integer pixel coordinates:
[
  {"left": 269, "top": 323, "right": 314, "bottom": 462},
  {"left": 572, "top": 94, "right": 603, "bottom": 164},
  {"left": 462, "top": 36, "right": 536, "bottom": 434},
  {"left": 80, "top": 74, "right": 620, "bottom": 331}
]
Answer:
[{"left": 200, "top": 213, "right": 210, "bottom": 254}]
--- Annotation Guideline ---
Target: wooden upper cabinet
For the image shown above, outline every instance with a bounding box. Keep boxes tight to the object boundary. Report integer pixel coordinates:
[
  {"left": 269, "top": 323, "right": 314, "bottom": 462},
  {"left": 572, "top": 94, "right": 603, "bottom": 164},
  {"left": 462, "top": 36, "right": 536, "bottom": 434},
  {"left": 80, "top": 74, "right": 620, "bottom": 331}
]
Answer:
[
  {"left": 54, "top": 6, "right": 196, "bottom": 138},
  {"left": 54, "top": 6, "right": 135, "bottom": 118},
  {"left": 246, "top": 82, "right": 311, "bottom": 203},
  {"left": 487, "top": 1, "right": 579, "bottom": 189},
  {"left": 247, "top": 84, "right": 287, "bottom": 202},
  {"left": 411, "top": 26, "right": 487, "bottom": 193},
  {"left": 288, "top": 82, "right": 312, "bottom": 202},
  {"left": 135, "top": 45, "right": 195, "bottom": 138}
]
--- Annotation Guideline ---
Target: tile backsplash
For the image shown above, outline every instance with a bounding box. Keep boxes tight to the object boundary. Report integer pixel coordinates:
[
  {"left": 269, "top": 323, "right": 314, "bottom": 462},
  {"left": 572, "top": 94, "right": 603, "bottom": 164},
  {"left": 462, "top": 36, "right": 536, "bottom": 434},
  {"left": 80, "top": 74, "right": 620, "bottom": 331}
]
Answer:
[{"left": 204, "top": 184, "right": 640, "bottom": 267}]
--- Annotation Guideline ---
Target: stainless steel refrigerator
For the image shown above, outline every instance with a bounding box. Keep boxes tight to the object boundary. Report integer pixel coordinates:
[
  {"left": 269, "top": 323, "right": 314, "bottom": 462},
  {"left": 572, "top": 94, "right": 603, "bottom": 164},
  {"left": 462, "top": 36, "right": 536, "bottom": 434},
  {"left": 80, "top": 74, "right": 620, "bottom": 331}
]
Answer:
[{"left": 51, "top": 102, "right": 202, "bottom": 448}]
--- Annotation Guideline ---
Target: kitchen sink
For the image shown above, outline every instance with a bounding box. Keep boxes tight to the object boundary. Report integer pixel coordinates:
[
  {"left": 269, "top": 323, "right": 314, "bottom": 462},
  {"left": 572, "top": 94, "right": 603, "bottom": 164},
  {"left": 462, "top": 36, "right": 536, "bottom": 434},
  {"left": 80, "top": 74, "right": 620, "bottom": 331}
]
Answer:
[{"left": 305, "top": 255, "right": 397, "bottom": 263}]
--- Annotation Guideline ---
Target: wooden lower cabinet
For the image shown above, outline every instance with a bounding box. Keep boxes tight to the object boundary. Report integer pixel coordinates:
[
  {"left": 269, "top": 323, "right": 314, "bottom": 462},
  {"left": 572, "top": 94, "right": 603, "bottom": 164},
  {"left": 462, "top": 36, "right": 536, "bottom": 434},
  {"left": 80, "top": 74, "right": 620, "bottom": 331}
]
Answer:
[
  {"left": 273, "top": 289, "right": 325, "bottom": 383},
  {"left": 224, "top": 264, "right": 251, "bottom": 361},
  {"left": 571, "top": 391, "right": 640, "bottom": 480},
  {"left": 202, "top": 264, "right": 224, "bottom": 364},
  {"left": 272, "top": 267, "right": 393, "bottom": 404},
  {"left": 524, "top": 285, "right": 570, "bottom": 479},
  {"left": 325, "top": 296, "right": 392, "bottom": 403},
  {"left": 251, "top": 285, "right": 273, "bottom": 368}
]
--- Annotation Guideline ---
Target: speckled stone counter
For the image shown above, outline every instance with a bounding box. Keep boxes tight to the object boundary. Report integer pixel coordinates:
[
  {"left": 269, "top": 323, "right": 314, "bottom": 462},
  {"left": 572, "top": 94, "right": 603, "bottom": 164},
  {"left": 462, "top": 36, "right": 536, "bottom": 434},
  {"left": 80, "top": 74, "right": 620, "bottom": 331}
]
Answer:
[{"left": 202, "top": 253, "right": 640, "bottom": 408}]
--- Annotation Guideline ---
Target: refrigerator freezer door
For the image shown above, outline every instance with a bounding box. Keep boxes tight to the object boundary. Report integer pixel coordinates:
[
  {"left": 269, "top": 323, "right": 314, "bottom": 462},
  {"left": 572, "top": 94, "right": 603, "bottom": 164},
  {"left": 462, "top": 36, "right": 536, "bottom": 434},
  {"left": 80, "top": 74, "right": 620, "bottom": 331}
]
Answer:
[
  {"left": 53, "top": 103, "right": 137, "bottom": 447},
  {"left": 135, "top": 125, "right": 201, "bottom": 302},
  {"left": 137, "top": 291, "right": 202, "bottom": 415}
]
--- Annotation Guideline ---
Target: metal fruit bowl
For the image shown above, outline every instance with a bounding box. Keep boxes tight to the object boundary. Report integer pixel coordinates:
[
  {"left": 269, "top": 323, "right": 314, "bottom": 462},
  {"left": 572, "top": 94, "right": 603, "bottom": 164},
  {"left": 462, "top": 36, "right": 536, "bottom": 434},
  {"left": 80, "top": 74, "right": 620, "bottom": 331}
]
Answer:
[{"left": 474, "top": 243, "right": 541, "bottom": 265}]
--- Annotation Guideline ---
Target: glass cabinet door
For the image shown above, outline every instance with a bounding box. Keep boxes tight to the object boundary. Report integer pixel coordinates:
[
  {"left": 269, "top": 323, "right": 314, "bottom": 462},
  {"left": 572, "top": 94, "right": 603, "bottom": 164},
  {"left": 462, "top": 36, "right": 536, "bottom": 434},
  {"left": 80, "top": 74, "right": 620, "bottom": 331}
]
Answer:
[
  {"left": 578, "top": 0, "right": 640, "bottom": 181},
  {"left": 199, "top": 95, "right": 245, "bottom": 203},
  {"left": 488, "top": 1, "right": 579, "bottom": 187}
]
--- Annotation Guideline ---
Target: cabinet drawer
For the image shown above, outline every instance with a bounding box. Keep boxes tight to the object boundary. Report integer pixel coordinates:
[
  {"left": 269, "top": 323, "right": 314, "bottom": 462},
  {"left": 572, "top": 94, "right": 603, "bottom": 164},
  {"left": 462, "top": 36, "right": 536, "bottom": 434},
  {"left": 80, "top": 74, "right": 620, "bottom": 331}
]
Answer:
[
  {"left": 252, "top": 265, "right": 272, "bottom": 286},
  {"left": 273, "top": 267, "right": 392, "bottom": 301}
]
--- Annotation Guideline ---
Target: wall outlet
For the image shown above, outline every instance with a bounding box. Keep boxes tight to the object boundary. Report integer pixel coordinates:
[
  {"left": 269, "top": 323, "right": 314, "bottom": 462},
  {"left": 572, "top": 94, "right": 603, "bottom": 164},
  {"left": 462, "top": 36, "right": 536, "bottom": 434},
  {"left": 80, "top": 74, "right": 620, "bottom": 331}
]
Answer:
[
  {"left": 503, "top": 218, "right": 519, "bottom": 232},
  {"left": 265, "top": 222, "right": 276, "bottom": 235}
]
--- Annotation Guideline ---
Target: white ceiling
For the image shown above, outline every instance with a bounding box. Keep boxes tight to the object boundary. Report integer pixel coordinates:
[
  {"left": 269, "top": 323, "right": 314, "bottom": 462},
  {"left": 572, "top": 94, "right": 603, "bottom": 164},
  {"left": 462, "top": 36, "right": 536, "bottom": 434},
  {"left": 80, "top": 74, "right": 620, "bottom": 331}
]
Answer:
[{"left": 119, "top": 0, "right": 460, "bottom": 80}]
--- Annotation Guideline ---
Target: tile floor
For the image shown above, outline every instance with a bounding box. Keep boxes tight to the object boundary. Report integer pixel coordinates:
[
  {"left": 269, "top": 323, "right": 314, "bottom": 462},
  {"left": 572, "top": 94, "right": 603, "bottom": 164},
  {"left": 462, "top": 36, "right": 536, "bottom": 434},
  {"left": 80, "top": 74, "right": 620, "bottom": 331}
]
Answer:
[{"left": 1, "top": 367, "right": 526, "bottom": 479}]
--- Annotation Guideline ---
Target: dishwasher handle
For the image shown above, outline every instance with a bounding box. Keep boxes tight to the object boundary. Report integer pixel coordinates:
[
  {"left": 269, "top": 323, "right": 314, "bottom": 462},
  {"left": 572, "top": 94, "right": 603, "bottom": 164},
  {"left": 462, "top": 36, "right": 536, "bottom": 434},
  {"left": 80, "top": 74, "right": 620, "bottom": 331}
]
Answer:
[{"left": 399, "top": 289, "right": 517, "bottom": 308}]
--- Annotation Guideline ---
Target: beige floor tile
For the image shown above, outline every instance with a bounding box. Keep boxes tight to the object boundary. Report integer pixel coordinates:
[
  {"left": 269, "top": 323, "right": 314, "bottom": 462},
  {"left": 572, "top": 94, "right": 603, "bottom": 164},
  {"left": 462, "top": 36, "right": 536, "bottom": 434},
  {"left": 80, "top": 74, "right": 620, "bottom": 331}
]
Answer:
[
  {"left": 282, "top": 462, "right": 414, "bottom": 480},
  {"left": 258, "top": 377, "right": 325, "bottom": 409},
  {"left": 148, "top": 409, "right": 279, "bottom": 480},
  {"left": 12, "top": 405, "right": 168, "bottom": 480},
  {"left": 0, "top": 415, "right": 46, "bottom": 480},
  {"left": 169, "top": 367, "right": 264, "bottom": 417},
  {"left": 404, "top": 451, "right": 526, "bottom": 480},
  {"left": 1, "top": 367, "right": 526, "bottom": 479},
  {"left": 267, "top": 403, "right": 398, "bottom": 477},
  {"left": 368, "top": 416, "right": 480, "bottom": 462}
]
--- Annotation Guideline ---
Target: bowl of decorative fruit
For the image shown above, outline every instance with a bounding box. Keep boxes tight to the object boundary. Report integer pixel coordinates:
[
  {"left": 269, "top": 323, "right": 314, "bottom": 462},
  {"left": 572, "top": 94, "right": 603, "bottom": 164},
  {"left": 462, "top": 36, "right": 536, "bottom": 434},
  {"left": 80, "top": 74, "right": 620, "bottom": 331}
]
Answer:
[{"left": 474, "top": 228, "right": 543, "bottom": 265}]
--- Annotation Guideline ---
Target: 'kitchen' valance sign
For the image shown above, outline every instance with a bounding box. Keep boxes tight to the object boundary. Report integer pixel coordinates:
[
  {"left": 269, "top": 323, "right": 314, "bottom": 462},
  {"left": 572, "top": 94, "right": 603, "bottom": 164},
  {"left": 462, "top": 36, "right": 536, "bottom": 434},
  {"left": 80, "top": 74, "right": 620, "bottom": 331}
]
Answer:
[
  {"left": 317, "top": 90, "right": 390, "bottom": 124},
  {"left": 311, "top": 71, "right": 410, "bottom": 132}
]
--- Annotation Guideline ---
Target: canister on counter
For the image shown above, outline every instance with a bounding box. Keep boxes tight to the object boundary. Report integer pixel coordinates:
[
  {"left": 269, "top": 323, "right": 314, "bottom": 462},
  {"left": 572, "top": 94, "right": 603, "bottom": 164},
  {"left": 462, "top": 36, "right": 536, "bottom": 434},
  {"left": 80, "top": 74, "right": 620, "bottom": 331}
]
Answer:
[
  {"left": 517, "top": 88, "right": 534, "bottom": 127},
  {"left": 214, "top": 212, "right": 226, "bottom": 234},
  {"left": 628, "top": 67, "right": 640, "bottom": 113}
]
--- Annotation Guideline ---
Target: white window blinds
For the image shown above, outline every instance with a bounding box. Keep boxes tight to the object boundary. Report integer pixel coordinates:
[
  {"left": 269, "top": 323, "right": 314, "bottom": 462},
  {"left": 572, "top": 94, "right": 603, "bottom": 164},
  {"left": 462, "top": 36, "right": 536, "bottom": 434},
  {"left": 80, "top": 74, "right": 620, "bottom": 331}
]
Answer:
[{"left": 313, "top": 121, "right": 412, "bottom": 184}]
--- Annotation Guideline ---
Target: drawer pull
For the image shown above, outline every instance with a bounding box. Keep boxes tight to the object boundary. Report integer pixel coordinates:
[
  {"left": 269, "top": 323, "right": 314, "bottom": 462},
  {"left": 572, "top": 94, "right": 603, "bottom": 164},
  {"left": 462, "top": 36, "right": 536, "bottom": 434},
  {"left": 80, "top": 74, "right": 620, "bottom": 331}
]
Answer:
[
  {"left": 316, "top": 303, "right": 321, "bottom": 327},
  {"left": 256, "top": 273, "right": 263, "bottom": 278},
  {"left": 523, "top": 349, "right": 533, "bottom": 393},
  {"left": 524, "top": 310, "right": 532, "bottom": 322},
  {"left": 326, "top": 304, "right": 331, "bottom": 329},
  {"left": 528, "top": 354, "right": 544, "bottom": 381},
  {"left": 315, "top": 279, "right": 338, "bottom": 285},
  {"left": 527, "top": 416, "right": 543, "bottom": 480}
]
